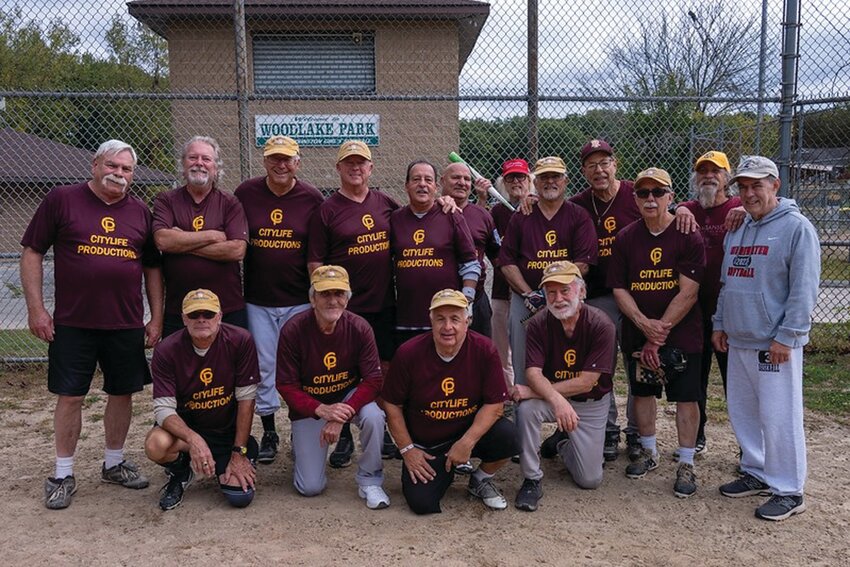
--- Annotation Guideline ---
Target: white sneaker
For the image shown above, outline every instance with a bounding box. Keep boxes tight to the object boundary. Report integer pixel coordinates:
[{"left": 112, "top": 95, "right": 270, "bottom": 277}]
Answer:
[
  {"left": 358, "top": 485, "right": 390, "bottom": 509},
  {"left": 468, "top": 476, "right": 508, "bottom": 510}
]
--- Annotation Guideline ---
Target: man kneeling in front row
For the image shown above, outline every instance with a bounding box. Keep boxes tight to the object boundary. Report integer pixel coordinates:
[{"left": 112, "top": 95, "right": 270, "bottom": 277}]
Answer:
[
  {"left": 513, "top": 262, "right": 616, "bottom": 511},
  {"left": 382, "top": 289, "right": 519, "bottom": 514},
  {"left": 145, "top": 289, "right": 260, "bottom": 510}
]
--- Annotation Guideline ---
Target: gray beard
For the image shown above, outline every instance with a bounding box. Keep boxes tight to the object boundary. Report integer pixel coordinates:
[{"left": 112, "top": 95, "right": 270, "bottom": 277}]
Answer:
[{"left": 698, "top": 185, "right": 719, "bottom": 209}]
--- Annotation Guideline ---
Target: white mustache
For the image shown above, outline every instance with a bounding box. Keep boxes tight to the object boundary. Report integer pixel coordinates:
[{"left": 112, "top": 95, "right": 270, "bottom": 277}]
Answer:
[{"left": 104, "top": 174, "right": 127, "bottom": 188}]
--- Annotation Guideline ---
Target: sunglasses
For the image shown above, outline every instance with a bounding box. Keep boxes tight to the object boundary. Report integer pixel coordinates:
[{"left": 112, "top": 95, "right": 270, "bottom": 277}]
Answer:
[
  {"left": 186, "top": 310, "right": 217, "bottom": 320},
  {"left": 504, "top": 173, "right": 528, "bottom": 182},
  {"left": 634, "top": 188, "right": 671, "bottom": 199}
]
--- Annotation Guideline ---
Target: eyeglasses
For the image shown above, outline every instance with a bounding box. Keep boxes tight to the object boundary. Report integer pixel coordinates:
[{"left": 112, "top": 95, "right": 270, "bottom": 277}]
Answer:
[
  {"left": 634, "top": 188, "right": 672, "bottom": 199},
  {"left": 583, "top": 159, "right": 613, "bottom": 171},
  {"left": 186, "top": 310, "right": 217, "bottom": 320},
  {"left": 504, "top": 173, "right": 528, "bottom": 182}
]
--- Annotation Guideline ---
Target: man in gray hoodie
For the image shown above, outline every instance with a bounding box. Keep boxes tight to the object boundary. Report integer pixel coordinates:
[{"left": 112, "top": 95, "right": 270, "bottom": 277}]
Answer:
[{"left": 712, "top": 156, "right": 821, "bottom": 521}]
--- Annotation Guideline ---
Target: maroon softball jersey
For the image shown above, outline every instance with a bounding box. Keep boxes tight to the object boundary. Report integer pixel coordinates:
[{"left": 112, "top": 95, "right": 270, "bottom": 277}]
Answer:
[
  {"left": 569, "top": 181, "right": 640, "bottom": 297},
  {"left": 382, "top": 331, "right": 508, "bottom": 447},
  {"left": 607, "top": 220, "right": 706, "bottom": 353},
  {"left": 525, "top": 305, "right": 616, "bottom": 401},
  {"left": 152, "top": 186, "right": 248, "bottom": 316},
  {"left": 461, "top": 203, "right": 501, "bottom": 298},
  {"left": 235, "top": 177, "right": 324, "bottom": 307},
  {"left": 276, "top": 309, "right": 382, "bottom": 421},
  {"left": 679, "top": 196, "right": 742, "bottom": 318},
  {"left": 498, "top": 201, "right": 597, "bottom": 291},
  {"left": 21, "top": 182, "right": 160, "bottom": 329},
  {"left": 152, "top": 323, "right": 260, "bottom": 435},
  {"left": 307, "top": 189, "right": 399, "bottom": 314},
  {"left": 390, "top": 205, "right": 478, "bottom": 328},
  {"left": 489, "top": 203, "right": 515, "bottom": 301}
]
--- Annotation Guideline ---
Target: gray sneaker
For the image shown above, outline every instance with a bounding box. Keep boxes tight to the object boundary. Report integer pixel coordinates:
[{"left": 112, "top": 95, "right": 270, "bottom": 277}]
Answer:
[
  {"left": 625, "top": 448, "right": 658, "bottom": 479},
  {"left": 101, "top": 460, "right": 150, "bottom": 489},
  {"left": 673, "top": 462, "right": 697, "bottom": 498},
  {"left": 755, "top": 494, "right": 806, "bottom": 521},
  {"left": 468, "top": 476, "right": 507, "bottom": 510},
  {"left": 719, "top": 473, "right": 771, "bottom": 498},
  {"left": 45, "top": 476, "right": 77, "bottom": 510},
  {"left": 514, "top": 478, "right": 543, "bottom": 512}
]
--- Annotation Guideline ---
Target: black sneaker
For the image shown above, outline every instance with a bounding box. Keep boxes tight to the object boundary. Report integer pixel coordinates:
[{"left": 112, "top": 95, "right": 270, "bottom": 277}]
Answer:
[
  {"left": 381, "top": 429, "right": 400, "bottom": 460},
  {"left": 673, "top": 462, "right": 697, "bottom": 498},
  {"left": 329, "top": 435, "right": 354, "bottom": 468},
  {"left": 257, "top": 431, "right": 279, "bottom": 464},
  {"left": 540, "top": 430, "right": 568, "bottom": 459},
  {"left": 159, "top": 467, "right": 194, "bottom": 511},
  {"left": 695, "top": 436, "right": 707, "bottom": 456},
  {"left": 604, "top": 431, "right": 620, "bottom": 462},
  {"left": 719, "top": 473, "right": 771, "bottom": 498},
  {"left": 755, "top": 494, "right": 806, "bottom": 521},
  {"left": 625, "top": 448, "right": 658, "bottom": 479},
  {"left": 626, "top": 432, "right": 642, "bottom": 462},
  {"left": 514, "top": 478, "right": 543, "bottom": 512}
]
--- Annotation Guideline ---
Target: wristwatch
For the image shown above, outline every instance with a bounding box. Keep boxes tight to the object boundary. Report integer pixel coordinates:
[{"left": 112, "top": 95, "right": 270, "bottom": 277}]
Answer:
[{"left": 231, "top": 445, "right": 248, "bottom": 456}]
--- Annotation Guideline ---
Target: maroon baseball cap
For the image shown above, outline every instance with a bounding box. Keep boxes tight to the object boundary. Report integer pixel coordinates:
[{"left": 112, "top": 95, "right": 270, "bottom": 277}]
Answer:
[
  {"left": 501, "top": 158, "right": 531, "bottom": 176},
  {"left": 579, "top": 139, "right": 614, "bottom": 163}
]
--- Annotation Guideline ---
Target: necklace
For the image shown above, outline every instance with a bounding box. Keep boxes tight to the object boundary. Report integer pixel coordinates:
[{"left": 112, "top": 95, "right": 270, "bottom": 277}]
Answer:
[{"left": 591, "top": 191, "right": 616, "bottom": 225}]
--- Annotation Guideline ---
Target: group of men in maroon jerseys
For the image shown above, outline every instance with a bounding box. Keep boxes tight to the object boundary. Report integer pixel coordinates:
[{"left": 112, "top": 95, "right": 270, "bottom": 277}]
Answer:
[{"left": 25, "top": 133, "right": 778, "bottom": 517}]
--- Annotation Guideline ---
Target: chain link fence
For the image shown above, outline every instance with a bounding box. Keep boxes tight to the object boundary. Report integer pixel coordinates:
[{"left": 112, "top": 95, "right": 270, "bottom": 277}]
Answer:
[{"left": 1, "top": 0, "right": 847, "bottom": 361}]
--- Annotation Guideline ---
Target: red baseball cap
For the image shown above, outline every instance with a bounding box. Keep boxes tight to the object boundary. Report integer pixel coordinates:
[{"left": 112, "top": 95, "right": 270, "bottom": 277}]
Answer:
[
  {"left": 579, "top": 139, "right": 614, "bottom": 163},
  {"left": 501, "top": 158, "right": 531, "bottom": 176}
]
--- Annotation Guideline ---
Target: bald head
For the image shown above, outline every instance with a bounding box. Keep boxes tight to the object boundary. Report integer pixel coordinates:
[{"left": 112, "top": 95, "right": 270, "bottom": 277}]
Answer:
[{"left": 441, "top": 162, "right": 473, "bottom": 206}]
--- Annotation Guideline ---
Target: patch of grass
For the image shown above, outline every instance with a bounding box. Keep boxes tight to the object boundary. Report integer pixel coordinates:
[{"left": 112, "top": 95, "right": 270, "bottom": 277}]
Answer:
[
  {"left": 83, "top": 394, "right": 101, "bottom": 409},
  {"left": 807, "top": 321, "right": 850, "bottom": 354},
  {"left": 87, "top": 413, "right": 104, "bottom": 423},
  {"left": 0, "top": 330, "right": 47, "bottom": 359},
  {"left": 821, "top": 255, "right": 850, "bottom": 281},
  {"left": 803, "top": 352, "right": 850, "bottom": 421}
]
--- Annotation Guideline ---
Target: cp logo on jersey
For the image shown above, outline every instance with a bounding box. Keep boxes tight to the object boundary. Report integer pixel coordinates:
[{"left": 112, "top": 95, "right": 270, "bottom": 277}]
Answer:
[
  {"left": 192, "top": 215, "right": 205, "bottom": 231},
  {"left": 564, "top": 349, "right": 577, "bottom": 367},
  {"left": 323, "top": 352, "right": 337, "bottom": 371},
  {"left": 545, "top": 230, "right": 557, "bottom": 247},
  {"left": 101, "top": 216, "right": 116, "bottom": 233},
  {"left": 270, "top": 209, "right": 283, "bottom": 225},
  {"left": 362, "top": 214, "right": 375, "bottom": 231},
  {"left": 650, "top": 247, "right": 662, "bottom": 266},
  {"left": 441, "top": 377, "right": 455, "bottom": 397},
  {"left": 603, "top": 216, "right": 616, "bottom": 234},
  {"left": 199, "top": 368, "right": 213, "bottom": 387},
  {"left": 413, "top": 229, "right": 426, "bottom": 245}
]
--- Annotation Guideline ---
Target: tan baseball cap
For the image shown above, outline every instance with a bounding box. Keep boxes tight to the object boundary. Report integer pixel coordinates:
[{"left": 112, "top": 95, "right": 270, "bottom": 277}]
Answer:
[
  {"left": 182, "top": 288, "right": 221, "bottom": 314},
  {"left": 311, "top": 265, "right": 351, "bottom": 292},
  {"left": 429, "top": 289, "right": 469, "bottom": 311},
  {"left": 540, "top": 261, "right": 582, "bottom": 286},
  {"left": 695, "top": 151, "right": 731, "bottom": 172},
  {"left": 337, "top": 140, "right": 372, "bottom": 163},
  {"left": 732, "top": 155, "right": 779, "bottom": 182},
  {"left": 263, "top": 135, "right": 300, "bottom": 157},
  {"left": 634, "top": 167, "right": 673, "bottom": 190},
  {"left": 532, "top": 156, "right": 567, "bottom": 176}
]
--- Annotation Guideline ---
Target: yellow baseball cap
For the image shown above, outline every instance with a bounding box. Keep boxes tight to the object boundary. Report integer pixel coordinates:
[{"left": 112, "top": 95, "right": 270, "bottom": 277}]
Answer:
[
  {"left": 540, "top": 261, "right": 582, "bottom": 286},
  {"left": 263, "top": 135, "right": 300, "bottom": 157},
  {"left": 634, "top": 167, "right": 673, "bottom": 190},
  {"left": 311, "top": 265, "right": 351, "bottom": 292},
  {"left": 182, "top": 289, "right": 221, "bottom": 314},
  {"left": 532, "top": 156, "right": 567, "bottom": 176},
  {"left": 336, "top": 140, "right": 372, "bottom": 163},
  {"left": 695, "top": 151, "right": 731, "bottom": 172},
  {"left": 429, "top": 289, "right": 469, "bottom": 311}
]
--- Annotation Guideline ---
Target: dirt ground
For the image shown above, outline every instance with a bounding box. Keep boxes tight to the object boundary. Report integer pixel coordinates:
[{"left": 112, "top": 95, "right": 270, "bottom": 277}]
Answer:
[{"left": 1, "top": 370, "right": 848, "bottom": 566}]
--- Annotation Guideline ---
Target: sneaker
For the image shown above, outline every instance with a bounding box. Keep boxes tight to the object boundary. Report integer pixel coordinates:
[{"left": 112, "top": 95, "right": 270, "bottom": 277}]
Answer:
[
  {"left": 673, "top": 462, "right": 697, "bottom": 498},
  {"left": 755, "top": 494, "right": 806, "bottom": 521},
  {"left": 625, "top": 448, "right": 658, "bottom": 479},
  {"left": 604, "top": 431, "right": 620, "bottom": 462},
  {"left": 514, "top": 478, "right": 543, "bottom": 512},
  {"left": 455, "top": 460, "right": 474, "bottom": 475},
  {"left": 381, "top": 429, "right": 400, "bottom": 460},
  {"left": 510, "top": 454, "right": 520, "bottom": 464},
  {"left": 626, "top": 432, "right": 642, "bottom": 462},
  {"left": 101, "top": 460, "right": 150, "bottom": 489},
  {"left": 695, "top": 436, "right": 707, "bottom": 456},
  {"left": 329, "top": 435, "right": 354, "bottom": 468},
  {"left": 719, "top": 473, "right": 771, "bottom": 498},
  {"left": 468, "top": 476, "right": 507, "bottom": 510},
  {"left": 159, "top": 467, "right": 194, "bottom": 511},
  {"left": 257, "top": 431, "right": 279, "bottom": 464},
  {"left": 44, "top": 476, "right": 77, "bottom": 510},
  {"left": 358, "top": 485, "right": 390, "bottom": 510},
  {"left": 540, "top": 430, "right": 568, "bottom": 459}
]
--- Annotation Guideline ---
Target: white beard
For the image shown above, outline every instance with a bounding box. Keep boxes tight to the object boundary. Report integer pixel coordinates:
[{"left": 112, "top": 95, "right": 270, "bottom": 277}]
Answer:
[
  {"left": 547, "top": 297, "right": 580, "bottom": 320},
  {"left": 698, "top": 184, "right": 719, "bottom": 209}
]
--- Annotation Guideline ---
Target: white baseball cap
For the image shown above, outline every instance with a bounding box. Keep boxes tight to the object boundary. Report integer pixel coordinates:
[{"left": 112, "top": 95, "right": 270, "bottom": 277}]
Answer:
[{"left": 733, "top": 156, "right": 779, "bottom": 182}]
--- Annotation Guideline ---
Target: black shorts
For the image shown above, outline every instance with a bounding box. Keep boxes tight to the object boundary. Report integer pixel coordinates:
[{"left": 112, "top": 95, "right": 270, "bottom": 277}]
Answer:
[
  {"left": 401, "top": 417, "right": 519, "bottom": 514},
  {"left": 358, "top": 308, "right": 397, "bottom": 362},
  {"left": 48, "top": 325, "right": 150, "bottom": 396},
  {"left": 628, "top": 353, "right": 702, "bottom": 403},
  {"left": 470, "top": 293, "right": 493, "bottom": 338},
  {"left": 197, "top": 430, "right": 259, "bottom": 477}
]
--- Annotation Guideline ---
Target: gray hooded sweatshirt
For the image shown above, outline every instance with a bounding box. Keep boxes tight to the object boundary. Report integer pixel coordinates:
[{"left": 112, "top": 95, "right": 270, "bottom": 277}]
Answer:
[{"left": 713, "top": 198, "right": 820, "bottom": 349}]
